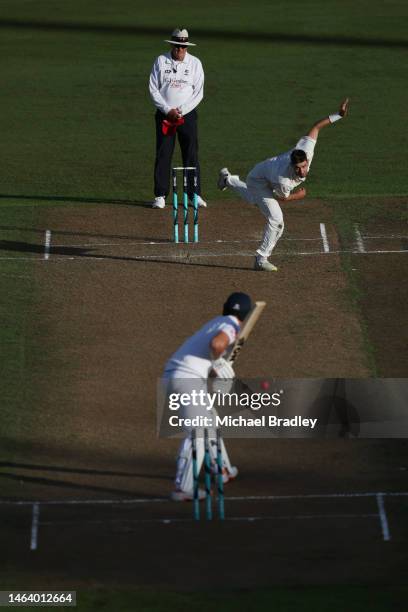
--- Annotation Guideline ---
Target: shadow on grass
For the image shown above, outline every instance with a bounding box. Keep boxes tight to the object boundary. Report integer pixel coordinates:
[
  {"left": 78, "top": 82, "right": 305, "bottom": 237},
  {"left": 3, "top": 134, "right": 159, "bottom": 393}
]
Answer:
[
  {"left": 0, "top": 193, "right": 151, "bottom": 208},
  {"left": 0, "top": 19, "right": 407, "bottom": 49},
  {"left": 0, "top": 461, "right": 172, "bottom": 481},
  {"left": 0, "top": 225, "right": 170, "bottom": 243},
  {"left": 0, "top": 240, "right": 253, "bottom": 272},
  {"left": 0, "top": 471, "right": 162, "bottom": 498}
]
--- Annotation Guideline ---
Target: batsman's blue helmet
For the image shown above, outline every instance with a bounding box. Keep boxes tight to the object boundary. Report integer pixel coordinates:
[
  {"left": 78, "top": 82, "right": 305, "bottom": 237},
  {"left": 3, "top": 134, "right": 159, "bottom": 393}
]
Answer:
[{"left": 223, "top": 292, "right": 252, "bottom": 321}]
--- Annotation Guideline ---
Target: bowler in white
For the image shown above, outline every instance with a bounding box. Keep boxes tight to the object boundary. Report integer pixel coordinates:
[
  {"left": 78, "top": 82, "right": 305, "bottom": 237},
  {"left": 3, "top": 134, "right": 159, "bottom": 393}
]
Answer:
[{"left": 218, "top": 98, "right": 349, "bottom": 271}]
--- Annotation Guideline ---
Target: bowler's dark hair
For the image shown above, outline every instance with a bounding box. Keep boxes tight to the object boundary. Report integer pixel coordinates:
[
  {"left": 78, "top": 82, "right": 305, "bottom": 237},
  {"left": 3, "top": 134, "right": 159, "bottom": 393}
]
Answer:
[{"left": 291, "top": 149, "right": 307, "bottom": 165}]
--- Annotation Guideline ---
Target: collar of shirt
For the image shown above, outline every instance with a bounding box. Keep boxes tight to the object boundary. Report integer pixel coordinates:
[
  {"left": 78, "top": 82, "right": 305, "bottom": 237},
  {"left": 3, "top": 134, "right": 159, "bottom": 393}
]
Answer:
[
  {"left": 165, "top": 51, "right": 189, "bottom": 66},
  {"left": 227, "top": 315, "right": 241, "bottom": 327}
]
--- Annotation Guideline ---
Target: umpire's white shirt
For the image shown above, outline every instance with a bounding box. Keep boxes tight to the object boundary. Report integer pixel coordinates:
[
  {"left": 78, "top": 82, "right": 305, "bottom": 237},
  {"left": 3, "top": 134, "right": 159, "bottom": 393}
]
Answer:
[
  {"left": 164, "top": 315, "right": 239, "bottom": 379},
  {"left": 249, "top": 136, "right": 317, "bottom": 197},
  {"left": 149, "top": 51, "right": 204, "bottom": 116}
]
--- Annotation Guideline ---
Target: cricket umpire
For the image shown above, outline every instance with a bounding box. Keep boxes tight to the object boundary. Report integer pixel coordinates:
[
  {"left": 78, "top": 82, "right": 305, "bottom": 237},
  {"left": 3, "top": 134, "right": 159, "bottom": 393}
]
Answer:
[
  {"left": 149, "top": 28, "right": 207, "bottom": 209},
  {"left": 218, "top": 98, "right": 350, "bottom": 271}
]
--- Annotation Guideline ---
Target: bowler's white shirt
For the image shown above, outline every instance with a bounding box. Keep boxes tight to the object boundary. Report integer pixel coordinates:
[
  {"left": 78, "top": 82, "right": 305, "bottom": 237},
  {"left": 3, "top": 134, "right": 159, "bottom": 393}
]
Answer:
[
  {"left": 149, "top": 51, "right": 204, "bottom": 116},
  {"left": 249, "top": 136, "right": 317, "bottom": 198},
  {"left": 164, "top": 315, "right": 240, "bottom": 379}
]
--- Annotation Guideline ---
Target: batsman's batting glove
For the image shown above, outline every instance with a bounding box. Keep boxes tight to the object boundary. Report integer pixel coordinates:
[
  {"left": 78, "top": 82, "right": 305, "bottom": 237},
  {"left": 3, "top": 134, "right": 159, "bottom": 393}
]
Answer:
[
  {"left": 211, "top": 377, "right": 234, "bottom": 395},
  {"left": 212, "top": 357, "right": 235, "bottom": 379}
]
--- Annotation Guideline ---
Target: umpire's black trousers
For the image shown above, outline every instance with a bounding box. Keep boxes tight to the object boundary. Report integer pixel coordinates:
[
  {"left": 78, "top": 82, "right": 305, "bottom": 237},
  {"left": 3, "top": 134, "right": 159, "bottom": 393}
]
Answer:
[{"left": 154, "top": 109, "right": 201, "bottom": 199}]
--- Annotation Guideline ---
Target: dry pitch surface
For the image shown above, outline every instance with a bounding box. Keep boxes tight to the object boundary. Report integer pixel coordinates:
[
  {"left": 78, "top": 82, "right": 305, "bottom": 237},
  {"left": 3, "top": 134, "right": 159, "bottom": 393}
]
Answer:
[{"left": 1, "top": 196, "right": 407, "bottom": 589}]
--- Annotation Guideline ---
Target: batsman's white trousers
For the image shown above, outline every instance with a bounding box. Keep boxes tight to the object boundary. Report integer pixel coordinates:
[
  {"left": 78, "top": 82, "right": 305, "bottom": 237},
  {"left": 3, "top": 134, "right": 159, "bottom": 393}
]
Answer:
[
  {"left": 175, "top": 429, "right": 232, "bottom": 493},
  {"left": 165, "top": 377, "right": 233, "bottom": 493},
  {"left": 228, "top": 174, "right": 284, "bottom": 258}
]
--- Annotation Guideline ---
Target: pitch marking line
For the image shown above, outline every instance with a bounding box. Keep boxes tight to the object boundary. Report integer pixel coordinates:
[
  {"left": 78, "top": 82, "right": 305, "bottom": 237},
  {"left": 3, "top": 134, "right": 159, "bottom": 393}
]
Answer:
[
  {"left": 362, "top": 235, "right": 408, "bottom": 240},
  {"left": 1, "top": 491, "right": 407, "bottom": 507},
  {"left": 90, "top": 250, "right": 407, "bottom": 259},
  {"left": 0, "top": 249, "right": 407, "bottom": 264},
  {"left": 55, "top": 237, "right": 324, "bottom": 248},
  {"left": 376, "top": 493, "right": 391, "bottom": 541},
  {"left": 319, "top": 223, "right": 330, "bottom": 252},
  {"left": 39, "top": 513, "right": 378, "bottom": 527},
  {"left": 227, "top": 491, "right": 408, "bottom": 501},
  {"left": 44, "top": 230, "right": 51, "bottom": 260},
  {"left": 30, "top": 502, "right": 40, "bottom": 551}
]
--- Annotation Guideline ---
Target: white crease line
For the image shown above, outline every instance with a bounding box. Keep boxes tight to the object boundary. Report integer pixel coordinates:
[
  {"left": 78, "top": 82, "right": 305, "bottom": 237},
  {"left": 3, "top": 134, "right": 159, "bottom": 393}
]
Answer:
[
  {"left": 355, "top": 250, "right": 407, "bottom": 254},
  {"left": 362, "top": 235, "right": 408, "bottom": 240},
  {"left": 0, "top": 257, "right": 76, "bottom": 261},
  {"left": 0, "top": 250, "right": 407, "bottom": 264},
  {"left": 319, "top": 223, "right": 330, "bottom": 253},
  {"left": 44, "top": 230, "right": 51, "bottom": 260},
  {"left": 39, "top": 513, "right": 378, "bottom": 527},
  {"left": 227, "top": 513, "right": 378, "bottom": 521},
  {"left": 357, "top": 250, "right": 408, "bottom": 254},
  {"left": 376, "top": 493, "right": 391, "bottom": 541},
  {"left": 0, "top": 273, "right": 30, "bottom": 279},
  {"left": 30, "top": 503, "right": 40, "bottom": 550},
  {"left": 227, "top": 491, "right": 408, "bottom": 501},
  {"left": 90, "top": 250, "right": 407, "bottom": 259},
  {"left": 55, "top": 238, "right": 324, "bottom": 248},
  {"left": 354, "top": 224, "right": 365, "bottom": 253},
  {"left": 1, "top": 491, "right": 407, "bottom": 506},
  {"left": 20, "top": 234, "right": 408, "bottom": 252}
]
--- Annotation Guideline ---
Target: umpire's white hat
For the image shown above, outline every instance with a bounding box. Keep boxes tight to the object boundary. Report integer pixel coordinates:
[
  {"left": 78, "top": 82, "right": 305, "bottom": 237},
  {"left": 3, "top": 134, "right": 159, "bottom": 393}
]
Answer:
[{"left": 164, "top": 28, "right": 196, "bottom": 47}]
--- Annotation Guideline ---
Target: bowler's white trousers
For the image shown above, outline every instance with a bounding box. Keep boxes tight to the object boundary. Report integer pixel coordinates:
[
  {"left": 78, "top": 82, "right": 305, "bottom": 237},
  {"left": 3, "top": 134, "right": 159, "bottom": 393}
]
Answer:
[{"left": 228, "top": 173, "right": 284, "bottom": 258}]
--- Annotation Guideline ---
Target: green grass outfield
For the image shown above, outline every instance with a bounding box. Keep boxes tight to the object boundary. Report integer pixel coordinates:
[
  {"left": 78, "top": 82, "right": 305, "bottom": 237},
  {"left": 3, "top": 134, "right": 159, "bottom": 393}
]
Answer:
[
  {"left": 76, "top": 586, "right": 408, "bottom": 611},
  {"left": 1, "top": 585, "right": 406, "bottom": 611},
  {"left": 0, "top": 0, "right": 407, "bottom": 202}
]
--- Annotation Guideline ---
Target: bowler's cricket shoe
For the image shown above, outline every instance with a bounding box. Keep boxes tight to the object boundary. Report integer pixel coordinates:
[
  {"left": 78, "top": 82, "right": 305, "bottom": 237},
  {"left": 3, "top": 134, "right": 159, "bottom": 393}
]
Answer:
[
  {"left": 152, "top": 196, "right": 166, "bottom": 209},
  {"left": 254, "top": 257, "right": 278, "bottom": 272},
  {"left": 170, "top": 487, "right": 206, "bottom": 502},
  {"left": 217, "top": 168, "right": 231, "bottom": 191}
]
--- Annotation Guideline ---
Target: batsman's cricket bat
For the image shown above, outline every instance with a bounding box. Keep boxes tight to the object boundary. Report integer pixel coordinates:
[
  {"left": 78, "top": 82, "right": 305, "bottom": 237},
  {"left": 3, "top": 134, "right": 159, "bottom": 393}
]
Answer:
[{"left": 227, "top": 301, "right": 266, "bottom": 364}]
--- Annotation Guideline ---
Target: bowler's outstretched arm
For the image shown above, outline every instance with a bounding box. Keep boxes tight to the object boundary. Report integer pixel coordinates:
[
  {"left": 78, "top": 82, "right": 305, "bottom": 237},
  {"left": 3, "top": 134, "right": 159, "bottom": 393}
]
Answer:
[{"left": 307, "top": 98, "right": 349, "bottom": 140}]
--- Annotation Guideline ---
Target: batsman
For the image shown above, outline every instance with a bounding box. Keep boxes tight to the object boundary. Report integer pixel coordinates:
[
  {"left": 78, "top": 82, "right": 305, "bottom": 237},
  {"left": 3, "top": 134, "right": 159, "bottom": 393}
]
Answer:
[
  {"left": 218, "top": 98, "right": 350, "bottom": 271},
  {"left": 162, "top": 292, "right": 263, "bottom": 502}
]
